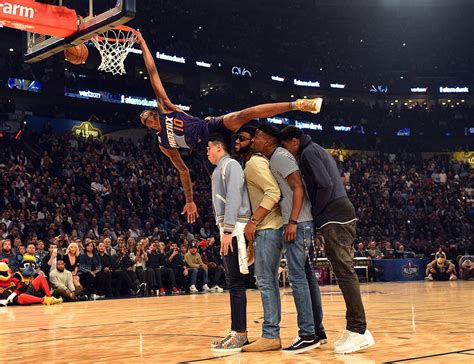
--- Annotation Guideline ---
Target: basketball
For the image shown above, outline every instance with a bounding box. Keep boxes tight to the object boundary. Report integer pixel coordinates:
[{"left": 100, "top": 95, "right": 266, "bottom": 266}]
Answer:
[{"left": 64, "top": 43, "right": 89, "bottom": 65}]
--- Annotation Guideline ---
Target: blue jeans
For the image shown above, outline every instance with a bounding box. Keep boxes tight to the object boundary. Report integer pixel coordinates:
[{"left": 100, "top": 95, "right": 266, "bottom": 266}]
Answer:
[
  {"left": 284, "top": 221, "right": 324, "bottom": 336},
  {"left": 253, "top": 227, "right": 283, "bottom": 339},
  {"left": 189, "top": 267, "right": 209, "bottom": 286}
]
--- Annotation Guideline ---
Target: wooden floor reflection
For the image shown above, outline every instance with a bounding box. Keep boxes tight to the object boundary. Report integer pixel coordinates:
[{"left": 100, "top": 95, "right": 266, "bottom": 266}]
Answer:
[{"left": 1, "top": 281, "right": 473, "bottom": 363}]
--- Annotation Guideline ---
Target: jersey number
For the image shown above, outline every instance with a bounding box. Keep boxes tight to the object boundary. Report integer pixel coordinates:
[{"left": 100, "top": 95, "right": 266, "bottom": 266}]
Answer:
[{"left": 173, "top": 118, "right": 184, "bottom": 132}]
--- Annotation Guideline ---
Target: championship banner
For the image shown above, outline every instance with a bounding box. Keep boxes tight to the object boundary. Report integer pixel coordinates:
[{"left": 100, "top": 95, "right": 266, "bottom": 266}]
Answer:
[
  {"left": 451, "top": 151, "right": 474, "bottom": 169},
  {"left": 0, "top": 0, "right": 77, "bottom": 37},
  {"left": 327, "top": 149, "right": 358, "bottom": 162}
]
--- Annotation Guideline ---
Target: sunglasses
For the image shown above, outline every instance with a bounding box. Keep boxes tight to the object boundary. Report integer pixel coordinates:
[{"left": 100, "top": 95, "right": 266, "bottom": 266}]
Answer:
[{"left": 234, "top": 135, "right": 252, "bottom": 142}]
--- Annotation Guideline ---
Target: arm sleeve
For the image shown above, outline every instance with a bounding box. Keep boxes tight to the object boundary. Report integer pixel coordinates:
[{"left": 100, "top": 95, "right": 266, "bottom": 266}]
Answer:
[
  {"left": 301, "top": 151, "right": 333, "bottom": 216},
  {"left": 223, "top": 161, "right": 245, "bottom": 233},
  {"left": 271, "top": 151, "right": 299, "bottom": 179},
  {"left": 67, "top": 272, "right": 75, "bottom": 292},
  {"left": 246, "top": 157, "right": 281, "bottom": 211},
  {"left": 78, "top": 255, "right": 91, "bottom": 273}
]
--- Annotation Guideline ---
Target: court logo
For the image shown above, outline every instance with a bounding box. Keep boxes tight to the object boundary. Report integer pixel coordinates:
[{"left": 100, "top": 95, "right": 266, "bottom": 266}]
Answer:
[
  {"left": 72, "top": 121, "right": 103, "bottom": 140},
  {"left": 402, "top": 260, "right": 418, "bottom": 278}
]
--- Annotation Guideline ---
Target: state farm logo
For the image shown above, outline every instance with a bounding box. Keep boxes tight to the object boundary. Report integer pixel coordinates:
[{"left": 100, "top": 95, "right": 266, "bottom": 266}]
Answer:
[{"left": 0, "top": 1, "right": 35, "bottom": 19}]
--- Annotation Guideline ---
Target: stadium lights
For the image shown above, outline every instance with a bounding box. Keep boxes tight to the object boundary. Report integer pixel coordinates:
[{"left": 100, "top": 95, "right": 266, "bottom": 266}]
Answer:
[
  {"left": 129, "top": 48, "right": 143, "bottom": 55},
  {"left": 9, "top": 48, "right": 13, "bottom": 52},
  {"left": 196, "top": 61, "right": 211, "bottom": 68},
  {"left": 411, "top": 87, "right": 427, "bottom": 93},
  {"left": 271, "top": 76, "right": 285, "bottom": 82}
]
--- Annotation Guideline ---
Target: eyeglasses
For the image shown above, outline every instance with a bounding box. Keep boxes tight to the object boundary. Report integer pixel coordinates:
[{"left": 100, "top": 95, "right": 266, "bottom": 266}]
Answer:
[{"left": 234, "top": 135, "right": 252, "bottom": 142}]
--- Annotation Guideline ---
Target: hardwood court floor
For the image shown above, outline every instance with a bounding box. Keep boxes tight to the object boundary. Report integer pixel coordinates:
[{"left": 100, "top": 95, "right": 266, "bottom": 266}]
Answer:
[{"left": 1, "top": 281, "right": 473, "bottom": 363}]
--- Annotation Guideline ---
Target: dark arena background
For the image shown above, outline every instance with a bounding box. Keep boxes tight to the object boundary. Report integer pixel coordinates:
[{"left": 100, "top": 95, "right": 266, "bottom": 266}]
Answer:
[{"left": 0, "top": 0, "right": 473, "bottom": 363}]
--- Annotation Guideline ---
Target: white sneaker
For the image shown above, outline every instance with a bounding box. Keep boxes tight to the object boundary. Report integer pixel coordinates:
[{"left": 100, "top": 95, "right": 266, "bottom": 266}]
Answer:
[
  {"left": 335, "top": 330, "right": 351, "bottom": 347},
  {"left": 189, "top": 285, "right": 198, "bottom": 293},
  {"left": 203, "top": 284, "right": 211, "bottom": 292},
  {"left": 212, "top": 285, "right": 224, "bottom": 293},
  {"left": 334, "top": 330, "right": 375, "bottom": 354}
]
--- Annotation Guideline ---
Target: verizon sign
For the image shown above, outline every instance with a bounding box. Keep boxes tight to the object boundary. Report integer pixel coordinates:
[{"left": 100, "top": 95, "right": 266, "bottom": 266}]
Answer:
[{"left": 0, "top": 2, "right": 34, "bottom": 19}]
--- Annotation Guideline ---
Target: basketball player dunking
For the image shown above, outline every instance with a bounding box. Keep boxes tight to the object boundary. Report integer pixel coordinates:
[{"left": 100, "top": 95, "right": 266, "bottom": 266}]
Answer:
[{"left": 136, "top": 32, "right": 323, "bottom": 224}]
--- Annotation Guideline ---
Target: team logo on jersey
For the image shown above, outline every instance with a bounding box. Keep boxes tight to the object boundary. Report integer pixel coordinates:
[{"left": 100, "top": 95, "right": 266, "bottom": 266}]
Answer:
[
  {"left": 402, "top": 260, "right": 418, "bottom": 278},
  {"left": 164, "top": 116, "right": 178, "bottom": 148}
]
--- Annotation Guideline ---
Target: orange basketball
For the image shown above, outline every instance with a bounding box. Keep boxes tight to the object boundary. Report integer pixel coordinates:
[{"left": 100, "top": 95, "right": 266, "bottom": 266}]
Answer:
[{"left": 64, "top": 44, "right": 89, "bottom": 65}]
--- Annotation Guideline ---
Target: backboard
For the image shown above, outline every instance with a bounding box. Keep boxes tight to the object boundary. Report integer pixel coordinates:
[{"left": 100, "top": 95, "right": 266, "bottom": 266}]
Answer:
[{"left": 24, "top": 0, "right": 135, "bottom": 63}]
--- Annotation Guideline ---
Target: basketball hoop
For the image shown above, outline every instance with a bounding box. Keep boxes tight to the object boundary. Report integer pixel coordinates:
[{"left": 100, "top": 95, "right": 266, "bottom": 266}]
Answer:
[{"left": 91, "top": 25, "right": 137, "bottom": 75}]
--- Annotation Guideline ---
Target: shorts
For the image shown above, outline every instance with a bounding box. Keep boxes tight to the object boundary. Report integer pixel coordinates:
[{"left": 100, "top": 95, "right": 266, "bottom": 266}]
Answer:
[{"left": 203, "top": 115, "right": 231, "bottom": 142}]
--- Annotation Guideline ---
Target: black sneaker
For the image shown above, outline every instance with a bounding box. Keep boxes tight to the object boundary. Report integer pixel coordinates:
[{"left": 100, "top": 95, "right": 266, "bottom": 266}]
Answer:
[
  {"left": 316, "top": 331, "right": 328, "bottom": 344},
  {"left": 282, "top": 335, "right": 320, "bottom": 354}
]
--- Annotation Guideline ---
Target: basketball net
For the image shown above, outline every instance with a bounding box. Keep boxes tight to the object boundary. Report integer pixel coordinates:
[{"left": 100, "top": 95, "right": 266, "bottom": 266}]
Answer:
[{"left": 91, "top": 26, "right": 137, "bottom": 75}]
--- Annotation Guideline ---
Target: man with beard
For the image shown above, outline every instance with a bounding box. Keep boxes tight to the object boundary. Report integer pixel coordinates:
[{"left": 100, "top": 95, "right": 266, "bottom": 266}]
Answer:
[
  {"left": 0, "top": 239, "right": 17, "bottom": 272},
  {"left": 237, "top": 125, "right": 284, "bottom": 352},
  {"left": 50, "top": 258, "right": 85, "bottom": 301}
]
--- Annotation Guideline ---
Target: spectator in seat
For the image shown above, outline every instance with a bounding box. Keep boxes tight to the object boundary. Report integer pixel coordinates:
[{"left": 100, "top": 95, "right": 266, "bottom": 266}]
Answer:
[
  {"left": 26, "top": 243, "right": 36, "bottom": 257},
  {"left": 36, "top": 240, "right": 47, "bottom": 260},
  {"left": 0, "top": 239, "right": 17, "bottom": 272},
  {"left": 130, "top": 239, "right": 155, "bottom": 295},
  {"left": 148, "top": 241, "right": 179, "bottom": 296},
  {"left": 185, "top": 242, "right": 210, "bottom": 293},
  {"left": 366, "top": 242, "right": 382, "bottom": 260},
  {"left": 64, "top": 242, "right": 81, "bottom": 288},
  {"left": 41, "top": 241, "right": 59, "bottom": 277},
  {"left": 114, "top": 246, "right": 141, "bottom": 296},
  {"left": 78, "top": 241, "right": 102, "bottom": 297},
  {"left": 354, "top": 243, "right": 368, "bottom": 258},
  {"left": 96, "top": 242, "right": 114, "bottom": 297},
  {"left": 104, "top": 237, "right": 116, "bottom": 257},
  {"left": 199, "top": 239, "right": 224, "bottom": 293},
  {"left": 50, "top": 258, "right": 85, "bottom": 301},
  {"left": 166, "top": 241, "right": 189, "bottom": 292}
]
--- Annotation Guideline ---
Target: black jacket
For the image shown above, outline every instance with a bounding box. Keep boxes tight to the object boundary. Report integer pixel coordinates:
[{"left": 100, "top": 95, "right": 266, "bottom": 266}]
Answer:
[{"left": 298, "top": 134, "right": 356, "bottom": 228}]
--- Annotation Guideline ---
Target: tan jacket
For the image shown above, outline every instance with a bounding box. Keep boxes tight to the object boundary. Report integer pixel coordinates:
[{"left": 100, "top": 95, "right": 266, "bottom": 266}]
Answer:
[
  {"left": 185, "top": 252, "right": 204, "bottom": 268},
  {"left": 244, "top": 154, "right": 283, "bottom": 231}
]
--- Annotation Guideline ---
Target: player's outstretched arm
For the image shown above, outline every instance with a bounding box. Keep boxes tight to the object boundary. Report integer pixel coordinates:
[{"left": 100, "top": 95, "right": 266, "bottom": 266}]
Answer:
[
  {"left": 159, "top": 145, "right": 199, "bottom": 224},
  {"left": 136, "top": 32, "right": 180, "bottom": 112}
]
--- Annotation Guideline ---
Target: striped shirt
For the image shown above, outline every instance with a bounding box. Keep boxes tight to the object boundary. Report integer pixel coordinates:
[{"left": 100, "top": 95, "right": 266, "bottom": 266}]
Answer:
[{"left": 269, "top": 147, "right": 313, "bottom": 224}]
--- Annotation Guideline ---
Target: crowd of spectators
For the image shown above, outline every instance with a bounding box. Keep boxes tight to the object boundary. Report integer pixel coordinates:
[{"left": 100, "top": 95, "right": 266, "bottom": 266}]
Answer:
[{"left": 1, "top": 127, "right": 472, "bottom": 294}]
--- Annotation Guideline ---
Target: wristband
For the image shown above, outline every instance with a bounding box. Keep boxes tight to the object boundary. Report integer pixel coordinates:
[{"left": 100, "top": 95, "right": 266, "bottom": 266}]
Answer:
[
  {"left": 249, "top": 217, "right": 258, "bottom": 224},
  {"left": 288, "top": 219, "right": 298, "bottom": 225}
]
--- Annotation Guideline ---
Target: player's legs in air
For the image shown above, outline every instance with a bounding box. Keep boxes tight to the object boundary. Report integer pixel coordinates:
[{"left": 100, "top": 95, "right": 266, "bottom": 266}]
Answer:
[{"left": 220, "top": 98, "right": 323, "bottom": 132}]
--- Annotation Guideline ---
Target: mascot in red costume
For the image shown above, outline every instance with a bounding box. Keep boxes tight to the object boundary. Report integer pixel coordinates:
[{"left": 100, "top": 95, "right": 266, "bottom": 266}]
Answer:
[{"left": 0, "top": 256, "right": 62, "bottom": 306}]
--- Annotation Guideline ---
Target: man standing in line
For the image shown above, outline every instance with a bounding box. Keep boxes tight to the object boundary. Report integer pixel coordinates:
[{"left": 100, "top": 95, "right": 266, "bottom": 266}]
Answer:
[
  {"left": 280, "top": 126, "right": 374, "bottom": 354},
  {"left": 239, "top": 126, "right": 284, "bottom": 352},
  {"left": 207, "top": 133, "right": 251, "bottom": 353},
  {"left": 251, "top": 121, "right": 326, "bottom": 354}
]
